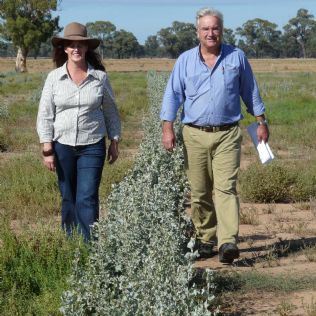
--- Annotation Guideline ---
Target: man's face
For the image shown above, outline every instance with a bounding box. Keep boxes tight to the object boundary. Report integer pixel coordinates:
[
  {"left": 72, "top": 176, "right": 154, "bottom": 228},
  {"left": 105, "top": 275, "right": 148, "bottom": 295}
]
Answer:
[{"left": 197, "top": 15, "right": 222, "bottom": 51}]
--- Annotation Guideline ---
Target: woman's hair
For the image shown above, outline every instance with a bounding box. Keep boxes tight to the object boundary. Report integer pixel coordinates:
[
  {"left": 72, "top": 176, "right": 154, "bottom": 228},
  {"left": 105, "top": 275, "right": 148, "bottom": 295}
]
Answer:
[
  {"left": 196, "top": 7, "right": 224, "bottom": 29},
  {"left": 52, "top": 42, "right": 105, "bottom": 71}
]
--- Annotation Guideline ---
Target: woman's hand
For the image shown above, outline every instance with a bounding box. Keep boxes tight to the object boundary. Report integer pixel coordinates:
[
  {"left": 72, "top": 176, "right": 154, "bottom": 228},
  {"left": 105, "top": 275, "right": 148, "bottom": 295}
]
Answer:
[
  {"left": 43, "top": 155, "right": 56, "bottom": 171},
  {"left": 42, "top": 142, "right": 55, "bottom": 171},
  {"left": 107, "top": 140, "right": 119, "bottom": 164}
]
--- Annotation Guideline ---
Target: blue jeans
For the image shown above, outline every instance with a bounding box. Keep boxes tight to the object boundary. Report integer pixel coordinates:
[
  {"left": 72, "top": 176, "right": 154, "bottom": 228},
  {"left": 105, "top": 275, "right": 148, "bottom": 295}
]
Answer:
[{"left": 54, "top": 138, "right": 106, "bottom": 241}]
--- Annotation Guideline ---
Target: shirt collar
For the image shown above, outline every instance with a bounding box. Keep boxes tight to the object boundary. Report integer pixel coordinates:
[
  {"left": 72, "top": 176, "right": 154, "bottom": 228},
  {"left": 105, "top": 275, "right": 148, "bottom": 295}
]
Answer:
[
  {"left": 198, "top": 43, "right": 223, "bottom": 62},
  {"left": 58, "top": 62, "right": 102, "bottom": 81}
]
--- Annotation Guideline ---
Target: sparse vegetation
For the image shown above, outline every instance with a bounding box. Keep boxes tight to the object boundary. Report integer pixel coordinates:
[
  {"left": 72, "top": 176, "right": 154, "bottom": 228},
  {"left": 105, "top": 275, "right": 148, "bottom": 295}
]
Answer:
[
  {"left": 0, "top": 216, "right": 88, "bottom": 316},
  {"left": 239, "top": 206, "right": 260, "bottom": 225},
  {"left": 239, "top": 161, "right": 316, "bottom": 203},
  {"left": 0, "top": 60, "right": 316, "bottom": 315}
]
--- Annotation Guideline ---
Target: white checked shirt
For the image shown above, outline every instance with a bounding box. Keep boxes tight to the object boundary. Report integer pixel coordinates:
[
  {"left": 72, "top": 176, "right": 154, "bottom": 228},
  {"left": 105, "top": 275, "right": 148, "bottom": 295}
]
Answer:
[{"left": 36, "top": 62, "right": 121, "bottom": 146}]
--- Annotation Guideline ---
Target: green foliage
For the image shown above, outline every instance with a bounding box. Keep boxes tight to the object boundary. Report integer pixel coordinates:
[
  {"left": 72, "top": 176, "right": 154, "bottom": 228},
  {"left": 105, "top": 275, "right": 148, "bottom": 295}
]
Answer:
[
  {"left": 236, "top": 18, "right": 282, "bottom": 58},
  {"left": 223, "top": 28, "right": 236, "bottom": 46},
  {"left": 239, "top": 161, "right": 316, "bottom": 203},
  {"left": 283, "top": 8, "right": 316, "bottom": 58},
  {"left": 239, "top": 162, "right": 294, "bottom": 203},
  {"left": 144, "top": 35, "right": 164, "bottom": 57},
  {"left": 0, "top": 153, "right": 60, "bottom": 219},
  {"left": 0, "top": 0, "right": 61, "bottom": 70},
  {"left": 111, "top": 29, "right": 143, "bottom": 58},
  {"left": 0, "top": 216, "right": 88, "bottom": 316},
  {"left": 158, "top": 21, "right": 199, "bottom": 58},
  {"left": 60, "top": 72, "right": 218, "bottom": 315},
  {"left": 241, "top": 72, "right": 316, "bottom": 149},
  {"left": 86, "top": 20, "right": 116, "bottom": 59}
]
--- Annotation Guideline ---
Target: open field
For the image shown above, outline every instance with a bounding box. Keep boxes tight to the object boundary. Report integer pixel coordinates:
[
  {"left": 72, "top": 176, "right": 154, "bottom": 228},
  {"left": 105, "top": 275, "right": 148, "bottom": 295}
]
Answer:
[
  {"left": 0, "top": 59, "right": 316, "bottom": 315},
  {"left": 1, "top": 57, "right": 316, "bottom": 73}
]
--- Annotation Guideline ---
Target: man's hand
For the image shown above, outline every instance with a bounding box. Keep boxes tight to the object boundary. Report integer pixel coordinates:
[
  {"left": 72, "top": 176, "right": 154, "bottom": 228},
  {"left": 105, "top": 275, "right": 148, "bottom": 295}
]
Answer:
[
  {"left": 107, "top": 140, "right": 119, "bottom": 164},
  {"left": 257, "top": 124, "right": 269, "bottom": 143},
  {"left": 256, "top": 116, "right": 269, "bottom": 143},
  {"left": 162, "top": 121, "right": 176, "bottom": 151}
]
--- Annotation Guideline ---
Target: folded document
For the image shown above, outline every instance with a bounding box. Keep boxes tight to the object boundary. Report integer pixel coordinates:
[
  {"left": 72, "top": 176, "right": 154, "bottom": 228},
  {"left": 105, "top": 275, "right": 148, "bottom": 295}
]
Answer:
[{"left": 247, "top": 122, "right": 275, "bottom": 164}]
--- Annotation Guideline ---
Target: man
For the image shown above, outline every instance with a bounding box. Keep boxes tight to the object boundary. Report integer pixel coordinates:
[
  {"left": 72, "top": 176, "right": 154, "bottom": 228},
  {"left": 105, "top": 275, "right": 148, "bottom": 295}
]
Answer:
[{"left": 160, "top": 8, "right": 269, "bottom": 264}]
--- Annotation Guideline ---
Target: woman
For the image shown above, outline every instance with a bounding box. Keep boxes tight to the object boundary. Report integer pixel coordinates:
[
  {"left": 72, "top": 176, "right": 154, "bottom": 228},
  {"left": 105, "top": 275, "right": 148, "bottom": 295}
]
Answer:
[{"left": 37, "top": 22, "right": 121, "bottom": 241}]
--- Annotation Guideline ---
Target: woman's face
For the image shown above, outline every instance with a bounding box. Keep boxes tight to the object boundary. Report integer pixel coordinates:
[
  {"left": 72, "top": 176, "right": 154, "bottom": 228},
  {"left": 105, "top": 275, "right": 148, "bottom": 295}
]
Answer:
[{"left": 64, "top": 40, "right": 88, "bottom": 63}]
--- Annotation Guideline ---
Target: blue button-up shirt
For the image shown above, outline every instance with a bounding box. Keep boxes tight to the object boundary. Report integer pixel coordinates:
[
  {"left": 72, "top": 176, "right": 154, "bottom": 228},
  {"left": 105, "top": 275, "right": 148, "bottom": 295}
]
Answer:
[{"left": 160, "top": 44, "right": 265, "bottom": 126}]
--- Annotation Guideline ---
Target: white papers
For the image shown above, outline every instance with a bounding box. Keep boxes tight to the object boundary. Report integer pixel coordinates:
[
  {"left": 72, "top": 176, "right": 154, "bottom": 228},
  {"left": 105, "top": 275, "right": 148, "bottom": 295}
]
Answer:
[{"left": 247, "top": 122, "right": 274, "bottom": 164}]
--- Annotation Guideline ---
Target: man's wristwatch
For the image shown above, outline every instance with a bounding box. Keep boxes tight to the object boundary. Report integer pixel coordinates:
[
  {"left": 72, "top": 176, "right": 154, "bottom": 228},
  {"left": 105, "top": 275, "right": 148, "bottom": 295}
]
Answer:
[{"left": 257, "top": 119, "right": 268, "bottom": 126}]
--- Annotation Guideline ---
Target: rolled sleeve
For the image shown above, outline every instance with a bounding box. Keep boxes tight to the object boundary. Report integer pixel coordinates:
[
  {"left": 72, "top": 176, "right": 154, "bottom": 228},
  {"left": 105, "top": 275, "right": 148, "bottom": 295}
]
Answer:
[
  {"left": 160, "top": 57, "right": 185, "bottom": 122},
  {"left": 102, "top": 77, "right": 121, "bottom": 140},
  {"left": 239, "top": 53, "right": 265, "bottom": 116},
  {"left": 36, "top": 73, "right": 55, "bottom": 143}
]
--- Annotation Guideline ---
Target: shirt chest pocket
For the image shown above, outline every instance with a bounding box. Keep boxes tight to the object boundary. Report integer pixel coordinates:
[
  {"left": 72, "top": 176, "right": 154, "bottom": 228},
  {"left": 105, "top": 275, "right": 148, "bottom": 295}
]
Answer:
[
  {"left": 184, "top": 74, "right": 209, "bottom": 98},
  {"left": 224, "top": 65, "right": 239, "bottom": 93}
]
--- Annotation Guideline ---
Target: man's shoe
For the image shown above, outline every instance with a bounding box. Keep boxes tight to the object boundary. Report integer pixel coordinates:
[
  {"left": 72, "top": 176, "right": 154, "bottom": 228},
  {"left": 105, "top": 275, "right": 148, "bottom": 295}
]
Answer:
[
  {"left": 193, "top": 239, "right": 215, "bottom": 258},
  {"left": 219, "top": 243, "right": 239, "bottom": 264}
]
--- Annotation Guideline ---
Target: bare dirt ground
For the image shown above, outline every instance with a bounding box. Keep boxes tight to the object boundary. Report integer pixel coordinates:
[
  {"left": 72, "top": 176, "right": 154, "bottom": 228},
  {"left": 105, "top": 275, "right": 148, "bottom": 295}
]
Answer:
[
  {"left": 1, "top": 57, "right": 316, "bottom": 73},
  {"left": 194, "top": 201, "right": 316, "bottom": 315}
]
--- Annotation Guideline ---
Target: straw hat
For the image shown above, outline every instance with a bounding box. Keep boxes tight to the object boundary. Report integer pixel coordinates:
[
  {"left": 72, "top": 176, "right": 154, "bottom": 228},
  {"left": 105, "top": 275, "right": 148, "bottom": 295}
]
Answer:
[{"left": 52, "top": 22, "right": 100, "bottom": 49}]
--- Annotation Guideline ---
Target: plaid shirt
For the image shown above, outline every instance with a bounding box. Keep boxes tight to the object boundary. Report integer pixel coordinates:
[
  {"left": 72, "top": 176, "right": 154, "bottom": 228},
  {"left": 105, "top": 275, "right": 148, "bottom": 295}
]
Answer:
[{"left": 37, "top": 62, "right": 121, "bottom": 146}]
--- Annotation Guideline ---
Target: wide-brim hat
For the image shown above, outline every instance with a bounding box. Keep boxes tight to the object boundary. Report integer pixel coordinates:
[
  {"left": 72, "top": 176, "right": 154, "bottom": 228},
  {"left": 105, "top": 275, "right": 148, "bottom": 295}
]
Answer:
[{"left": 52, "top": 22, "right": 100, "bottom": 49}]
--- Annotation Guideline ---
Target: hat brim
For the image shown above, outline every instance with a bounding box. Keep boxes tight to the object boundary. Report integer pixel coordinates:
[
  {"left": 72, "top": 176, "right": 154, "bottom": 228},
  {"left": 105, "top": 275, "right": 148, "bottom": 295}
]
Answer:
[{"left": 52, "top": 36, "right": 100, "bottom": 50}]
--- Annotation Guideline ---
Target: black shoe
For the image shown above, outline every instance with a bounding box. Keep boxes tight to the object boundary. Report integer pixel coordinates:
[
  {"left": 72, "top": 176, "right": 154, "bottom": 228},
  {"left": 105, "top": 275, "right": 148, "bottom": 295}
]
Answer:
[
  {"left": 193, "top": 239, "right": 215, "bottom": 258},
  {"left": 219, "top": 243, "right": 239, "bottom": 264}
]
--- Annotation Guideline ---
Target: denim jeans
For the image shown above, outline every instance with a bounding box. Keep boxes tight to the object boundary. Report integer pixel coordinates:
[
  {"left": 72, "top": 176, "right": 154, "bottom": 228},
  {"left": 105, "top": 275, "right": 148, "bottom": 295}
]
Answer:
[{"left": 54, "top": 138, "right": 106, "bottom": 241}]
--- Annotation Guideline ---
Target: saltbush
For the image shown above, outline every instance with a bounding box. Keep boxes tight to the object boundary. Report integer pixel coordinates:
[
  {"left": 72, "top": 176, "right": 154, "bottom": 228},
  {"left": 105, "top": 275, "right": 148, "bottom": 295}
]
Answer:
[{"left": 61, "top": 72, "right": 218, "bottom": 315}]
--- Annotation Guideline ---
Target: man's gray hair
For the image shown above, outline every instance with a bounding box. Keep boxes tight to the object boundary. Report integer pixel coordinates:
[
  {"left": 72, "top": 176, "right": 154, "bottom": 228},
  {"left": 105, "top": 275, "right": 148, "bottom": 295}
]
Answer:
[{"left": 196, "top": 8, "right": 224, "bottom": 29}]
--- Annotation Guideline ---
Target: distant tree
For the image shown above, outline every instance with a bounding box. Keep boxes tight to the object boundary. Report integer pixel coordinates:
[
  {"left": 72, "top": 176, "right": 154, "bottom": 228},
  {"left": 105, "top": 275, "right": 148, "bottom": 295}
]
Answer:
[
  {"left": 29, "top": 38, "right": 53, "bottom": 58},
  {"left": 111, "top": 29, "right": 142, "bottom": 58},
  {"left": 144, "top": 35, "right": 163, "bottom": 57},
  {"left": 307, "top": 24, "right": 316, "bottom": 57},
  {"left": 158, "top": 21, "right": 198, "bottom": 58},
  {"left": 0, "top": 0, "right": 61, "bottom": 72},
  {"left": 223, "top": 28, "right": 236, "bottom": 46},
  {"left": 86, "top": 21, "right": 116, "bottom": 59},
  {"left": 283, "top": 8, "right": 316, "bottom": 58},
  {"left": 236, "top": 18, "right": 282, "bottom": 58},
  {"left": 280, "top": 32, "right": 300, "bottom": 57}
]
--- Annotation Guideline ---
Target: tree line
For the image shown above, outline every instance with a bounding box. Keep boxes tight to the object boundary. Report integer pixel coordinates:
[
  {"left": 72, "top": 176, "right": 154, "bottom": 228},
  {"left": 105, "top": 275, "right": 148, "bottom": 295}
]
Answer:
[{"left": 0, "top": 0, "right": 315, "bottom": 72}]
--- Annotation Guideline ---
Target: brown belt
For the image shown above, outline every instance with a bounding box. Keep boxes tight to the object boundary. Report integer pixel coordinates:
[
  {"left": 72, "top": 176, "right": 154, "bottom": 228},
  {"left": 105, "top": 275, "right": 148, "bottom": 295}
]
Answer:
[{"left": 186, "top": 122, "right": 238, "bottom": 132}]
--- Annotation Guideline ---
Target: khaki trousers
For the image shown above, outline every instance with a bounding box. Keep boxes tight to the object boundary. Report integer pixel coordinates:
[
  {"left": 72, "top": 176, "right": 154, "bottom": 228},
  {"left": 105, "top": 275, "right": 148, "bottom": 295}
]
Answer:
[{"left": 183, "top": 124, "right": 242, "bottom": 248}]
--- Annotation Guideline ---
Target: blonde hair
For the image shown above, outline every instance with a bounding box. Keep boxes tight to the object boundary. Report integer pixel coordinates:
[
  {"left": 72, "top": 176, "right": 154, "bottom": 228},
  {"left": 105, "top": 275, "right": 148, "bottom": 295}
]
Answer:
[{"left": 196, "top": 8, "right": 224, "bottom": 29}]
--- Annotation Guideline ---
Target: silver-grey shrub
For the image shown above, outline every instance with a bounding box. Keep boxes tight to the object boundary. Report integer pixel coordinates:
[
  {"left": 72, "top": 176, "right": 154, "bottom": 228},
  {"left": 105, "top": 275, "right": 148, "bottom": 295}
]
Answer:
[
  {"left": 0, "top": 101, "right": 9, "bottom": 119},
  {"left": 61, "top": 71, "right": 218, "bottom": 315}
]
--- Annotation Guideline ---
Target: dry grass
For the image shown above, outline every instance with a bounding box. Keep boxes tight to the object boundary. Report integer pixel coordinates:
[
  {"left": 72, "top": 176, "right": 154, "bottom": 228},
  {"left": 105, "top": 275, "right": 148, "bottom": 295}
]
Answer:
[{"left": 1, "top": 57, "right": 316, "bottom": 73}]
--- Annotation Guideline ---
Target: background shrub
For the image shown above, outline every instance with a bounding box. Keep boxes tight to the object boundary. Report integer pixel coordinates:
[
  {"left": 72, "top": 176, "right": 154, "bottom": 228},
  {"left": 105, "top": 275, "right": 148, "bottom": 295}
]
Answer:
[{"left": 239, "top": 161, "right": 316, "bottom": 203}]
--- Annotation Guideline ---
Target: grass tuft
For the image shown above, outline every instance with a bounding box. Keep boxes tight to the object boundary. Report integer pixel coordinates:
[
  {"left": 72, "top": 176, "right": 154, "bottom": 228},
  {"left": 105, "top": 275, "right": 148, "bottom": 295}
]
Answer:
[{"left": 0, "top": 215, "right": 88, "bottom": 315}]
